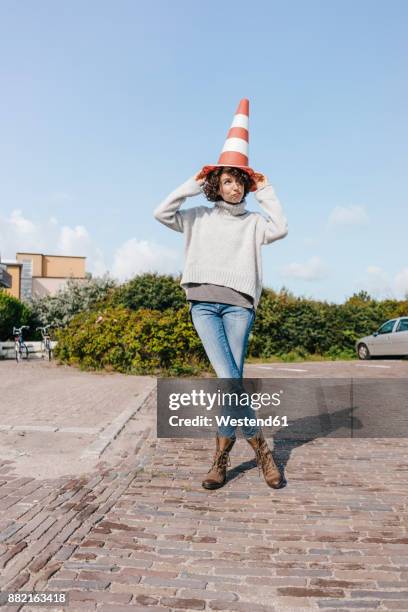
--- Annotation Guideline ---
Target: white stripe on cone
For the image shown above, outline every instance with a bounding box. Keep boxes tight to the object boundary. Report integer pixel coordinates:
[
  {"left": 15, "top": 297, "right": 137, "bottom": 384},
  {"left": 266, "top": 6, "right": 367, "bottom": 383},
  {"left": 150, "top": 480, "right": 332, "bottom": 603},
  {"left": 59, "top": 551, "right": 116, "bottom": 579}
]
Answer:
[
  {"left": 230, "top": 113, "right": 249, "bottom": 129},
  {"left": 221, "top": 137, "right": 249, "bottom": 156}
]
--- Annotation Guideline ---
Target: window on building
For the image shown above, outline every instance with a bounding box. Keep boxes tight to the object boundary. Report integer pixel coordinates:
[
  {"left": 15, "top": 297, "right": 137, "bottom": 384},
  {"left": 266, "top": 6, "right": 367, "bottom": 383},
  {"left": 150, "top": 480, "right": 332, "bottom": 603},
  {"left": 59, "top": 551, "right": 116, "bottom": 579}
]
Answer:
[{"left": 20, "top": 260, "right": 33, "bottom": 301}]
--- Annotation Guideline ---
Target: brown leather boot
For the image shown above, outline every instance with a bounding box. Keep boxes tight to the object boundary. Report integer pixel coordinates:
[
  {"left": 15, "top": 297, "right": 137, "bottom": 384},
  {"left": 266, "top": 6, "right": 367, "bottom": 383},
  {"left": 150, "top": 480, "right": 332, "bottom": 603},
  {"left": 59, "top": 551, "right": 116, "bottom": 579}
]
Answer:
[
  {"left": 247, "top": 430, "right": 283, "bottom": 489},
  {"left": 202, "top": 434, "right": 235, "bottom": 490}
]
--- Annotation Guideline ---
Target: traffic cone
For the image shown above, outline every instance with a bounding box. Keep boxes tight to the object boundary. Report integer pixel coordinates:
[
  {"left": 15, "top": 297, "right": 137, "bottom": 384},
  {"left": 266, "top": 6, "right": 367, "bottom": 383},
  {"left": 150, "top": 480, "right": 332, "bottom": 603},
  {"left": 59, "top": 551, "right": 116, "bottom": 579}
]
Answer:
[{"left": 196, "top": 98, "right": 263, "bottom": 191}]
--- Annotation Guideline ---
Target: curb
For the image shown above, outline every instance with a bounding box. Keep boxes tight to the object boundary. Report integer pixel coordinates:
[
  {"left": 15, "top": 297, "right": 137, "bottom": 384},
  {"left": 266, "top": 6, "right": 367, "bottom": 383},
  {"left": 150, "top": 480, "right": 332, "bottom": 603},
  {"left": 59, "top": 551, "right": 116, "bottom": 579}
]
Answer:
[{"left": 81, "top": 381, "right": 156, "bottom": 459}]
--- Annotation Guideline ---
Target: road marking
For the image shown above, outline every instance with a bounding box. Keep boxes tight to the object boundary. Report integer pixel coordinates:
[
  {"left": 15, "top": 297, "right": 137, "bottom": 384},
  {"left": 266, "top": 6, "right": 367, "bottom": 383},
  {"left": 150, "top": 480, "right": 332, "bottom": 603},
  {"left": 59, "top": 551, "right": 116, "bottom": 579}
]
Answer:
[
  {"left": 255, "top": 366, "right": 308, "bottom": 373},
  {"left": 355, "top": 364, "right": 391, "bottom": 369},
  {"left": 276, "top": 367, "right": 308, "bottom": 373}
]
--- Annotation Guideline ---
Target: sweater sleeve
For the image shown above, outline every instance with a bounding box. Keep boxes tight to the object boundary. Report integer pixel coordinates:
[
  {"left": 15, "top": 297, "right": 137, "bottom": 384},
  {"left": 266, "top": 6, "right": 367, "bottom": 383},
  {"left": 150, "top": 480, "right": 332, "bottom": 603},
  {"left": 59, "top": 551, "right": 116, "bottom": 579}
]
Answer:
[
  {"left": 254, "top": 183, "right": 288, "bottom": 245},
  {"left": 153, "top": 176, "right": 203, "bottom": 233}
]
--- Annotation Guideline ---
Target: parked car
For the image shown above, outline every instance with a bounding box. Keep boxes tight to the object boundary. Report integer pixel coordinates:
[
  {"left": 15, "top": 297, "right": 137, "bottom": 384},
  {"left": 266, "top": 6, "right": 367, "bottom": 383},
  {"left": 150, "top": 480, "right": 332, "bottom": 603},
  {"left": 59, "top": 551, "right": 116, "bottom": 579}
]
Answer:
[{"left": 356, "top": 317, "right": 408, "bottom": 359}]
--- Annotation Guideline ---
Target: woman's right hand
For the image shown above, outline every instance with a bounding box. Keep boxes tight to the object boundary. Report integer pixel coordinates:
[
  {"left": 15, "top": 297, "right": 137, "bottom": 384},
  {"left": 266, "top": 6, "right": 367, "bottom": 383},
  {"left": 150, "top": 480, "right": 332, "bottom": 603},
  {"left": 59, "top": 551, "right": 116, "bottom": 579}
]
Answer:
[{"left": 194, "top": 171, "right": 206, "bottom": 186}]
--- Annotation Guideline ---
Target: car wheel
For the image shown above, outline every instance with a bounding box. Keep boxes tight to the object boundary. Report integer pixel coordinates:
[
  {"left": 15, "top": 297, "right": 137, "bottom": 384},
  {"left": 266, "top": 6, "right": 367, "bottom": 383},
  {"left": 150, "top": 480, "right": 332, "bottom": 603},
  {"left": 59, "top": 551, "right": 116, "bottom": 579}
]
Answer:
[{"left": 357, "top": 343, "right": 370, "bottom": 360}]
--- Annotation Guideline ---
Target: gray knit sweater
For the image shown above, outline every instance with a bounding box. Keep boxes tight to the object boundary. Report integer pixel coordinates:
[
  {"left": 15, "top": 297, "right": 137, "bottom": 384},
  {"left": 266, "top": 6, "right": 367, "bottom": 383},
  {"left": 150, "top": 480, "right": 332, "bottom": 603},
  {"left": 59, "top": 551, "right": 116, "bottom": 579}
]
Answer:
[{"left": 153, "top": 176, "right": 288, "bottom": 309}]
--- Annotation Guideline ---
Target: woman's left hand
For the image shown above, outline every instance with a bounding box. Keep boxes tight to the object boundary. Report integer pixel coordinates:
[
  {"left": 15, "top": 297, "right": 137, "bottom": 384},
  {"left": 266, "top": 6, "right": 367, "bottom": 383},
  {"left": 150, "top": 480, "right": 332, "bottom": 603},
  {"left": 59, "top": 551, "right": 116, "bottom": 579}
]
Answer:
[{"left": 254, "top": 173, "right": 269, "bottom": 190}]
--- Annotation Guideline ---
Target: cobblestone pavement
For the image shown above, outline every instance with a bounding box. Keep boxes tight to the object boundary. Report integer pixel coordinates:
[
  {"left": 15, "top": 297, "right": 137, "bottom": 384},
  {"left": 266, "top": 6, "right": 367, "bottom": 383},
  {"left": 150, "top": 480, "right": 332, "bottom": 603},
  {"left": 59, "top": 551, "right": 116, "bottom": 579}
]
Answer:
[{"left": 0, "top": 361, "right": 407, "bottom": 611}]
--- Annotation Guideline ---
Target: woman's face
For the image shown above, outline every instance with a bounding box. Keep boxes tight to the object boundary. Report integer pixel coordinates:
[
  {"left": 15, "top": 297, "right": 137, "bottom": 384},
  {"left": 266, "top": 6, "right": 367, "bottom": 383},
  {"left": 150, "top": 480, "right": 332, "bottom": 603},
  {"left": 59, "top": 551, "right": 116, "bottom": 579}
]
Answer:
[{"left": 217, "top": 171, "right": 245, "bottom": 204}]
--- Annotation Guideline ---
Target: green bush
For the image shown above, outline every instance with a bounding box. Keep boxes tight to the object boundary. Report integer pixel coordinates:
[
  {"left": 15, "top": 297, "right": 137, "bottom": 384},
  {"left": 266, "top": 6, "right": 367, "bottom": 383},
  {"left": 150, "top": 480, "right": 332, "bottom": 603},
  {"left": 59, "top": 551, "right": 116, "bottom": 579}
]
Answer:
[
  {"left": 29, "top": 274, "right": 117, "bottom": 328},
  {"left": 33, "top": 273, "right": 408, "bottom": 373},
  {"left": 249, "top": 289, "right": 335, "bottom": 357},
  {"left": 248, "top": 289, "right": 408, "bottom": 360},
  {"left": 110, "top": 272, "right": 186, "bottom": 311},
  {"left": 54, "top": 304, "right": 209, "bottom": 376},
  {"left": 0, "top": 290, "right": 32, "bottom": 340}
]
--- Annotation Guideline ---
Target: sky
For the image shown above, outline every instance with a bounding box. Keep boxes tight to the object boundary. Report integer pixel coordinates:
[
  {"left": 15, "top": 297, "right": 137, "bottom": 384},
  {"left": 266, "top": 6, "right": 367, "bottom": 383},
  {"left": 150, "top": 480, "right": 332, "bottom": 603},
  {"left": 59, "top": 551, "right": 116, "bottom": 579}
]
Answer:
[{"left": 0, "top": 0, "right": 407, "bottom": 303}]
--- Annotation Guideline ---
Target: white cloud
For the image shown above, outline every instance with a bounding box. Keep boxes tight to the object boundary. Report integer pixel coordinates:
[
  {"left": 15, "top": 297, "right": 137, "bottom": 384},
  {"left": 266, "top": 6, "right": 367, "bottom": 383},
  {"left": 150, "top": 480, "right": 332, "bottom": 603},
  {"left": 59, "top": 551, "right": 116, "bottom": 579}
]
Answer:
[
  {"left": 281, "top": 256, "right": 327, "bottom": 281},
  {"left": 394, "top": 268, "right": 408, "bottom": 298},
  {"left": 59, "top": 225, "right": 89, "bottom": 251},
  {"left": 0, "top": 209, "right": 107, "bottom": 275},
  {"left": 111, "top": 238, "right": 180, "bottom": 281},
  {"left": 9, "top": 210, "right": 37, "bottom": 235},
  {"left": 364, "top": 266, "right": 393, "bottom": 297},
  {"left": 356, "top": 266, "right": 408, "bottom": 299},
  {"left": 59, "top": 225, "right": 107, "bottom": 277},
  {"left": 0, "top": 210, "right": 43, "bottom": 253},
  {"left": 1, "top": 209, "right": 181, "bottom": 281},
  {"left": 328, "top": 205, "right": 368, "bottom": 227}
]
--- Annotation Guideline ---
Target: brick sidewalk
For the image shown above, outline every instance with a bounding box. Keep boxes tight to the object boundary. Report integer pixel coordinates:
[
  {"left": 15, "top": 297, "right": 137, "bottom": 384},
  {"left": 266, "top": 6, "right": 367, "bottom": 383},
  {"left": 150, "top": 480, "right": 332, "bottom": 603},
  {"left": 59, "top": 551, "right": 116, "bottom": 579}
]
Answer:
[
  {"left": 0, "top": 386, "right": 407, "bottom": 611},
  {"left": 0, "top": 361, "right": 155, "bottom": 479}
]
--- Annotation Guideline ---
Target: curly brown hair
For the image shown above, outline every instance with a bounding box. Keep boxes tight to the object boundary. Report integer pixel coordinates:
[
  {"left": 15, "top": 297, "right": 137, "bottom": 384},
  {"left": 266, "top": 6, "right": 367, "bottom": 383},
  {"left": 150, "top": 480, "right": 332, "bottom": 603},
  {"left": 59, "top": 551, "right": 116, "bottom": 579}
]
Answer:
[{"left": 202, "top": 167, "right": 253, "bottom": 202}]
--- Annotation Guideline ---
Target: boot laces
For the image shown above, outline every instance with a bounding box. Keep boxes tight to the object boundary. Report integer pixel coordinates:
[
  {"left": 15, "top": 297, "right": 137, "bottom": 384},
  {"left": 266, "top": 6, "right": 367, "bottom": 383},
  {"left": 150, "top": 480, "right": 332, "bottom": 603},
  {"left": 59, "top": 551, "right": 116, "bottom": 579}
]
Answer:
[
  {"left": 255, "top": 445, "right": 275, "bottom": 477},
  {"left": 254, "top": 448, "right": 265, "bottom": 476},
  {"left": 209, "top": 450, "right": 231, "bottom": 474}
]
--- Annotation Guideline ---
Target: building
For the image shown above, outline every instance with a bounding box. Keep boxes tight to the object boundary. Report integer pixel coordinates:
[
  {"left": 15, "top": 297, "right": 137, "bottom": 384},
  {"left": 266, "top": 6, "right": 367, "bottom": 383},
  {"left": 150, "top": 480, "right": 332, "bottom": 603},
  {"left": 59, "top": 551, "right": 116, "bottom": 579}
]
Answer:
[
  {"left": 0, "top": 258, "right": 12, "bottom": 290},
  {"left": 0, "top": 253, "right": 87, "bottom": 301}
]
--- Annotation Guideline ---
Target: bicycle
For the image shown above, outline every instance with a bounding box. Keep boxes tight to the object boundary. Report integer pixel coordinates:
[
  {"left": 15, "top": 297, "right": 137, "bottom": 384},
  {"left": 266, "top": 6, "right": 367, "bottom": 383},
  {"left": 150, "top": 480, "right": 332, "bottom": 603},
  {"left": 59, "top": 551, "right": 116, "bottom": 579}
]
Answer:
[
  {"left": 36, "top": 325, "right": 53, "bottom": 361},
  {"left": 13, "top": 325, "right": 30, "bottom": 362}
]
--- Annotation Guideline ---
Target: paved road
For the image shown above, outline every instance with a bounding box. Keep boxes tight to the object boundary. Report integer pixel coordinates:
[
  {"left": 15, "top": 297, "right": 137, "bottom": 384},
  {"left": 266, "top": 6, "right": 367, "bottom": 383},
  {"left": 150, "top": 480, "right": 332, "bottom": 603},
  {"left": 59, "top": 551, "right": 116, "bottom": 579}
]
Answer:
[
  {"left": 245, "top": 359, "right": 408, "bottom": 378},
  {"left": 0, "top": 361, "right": 155, "bottom": 479},
  {"left": 0, "top": 360, "right": 407, "bottom": 611}
]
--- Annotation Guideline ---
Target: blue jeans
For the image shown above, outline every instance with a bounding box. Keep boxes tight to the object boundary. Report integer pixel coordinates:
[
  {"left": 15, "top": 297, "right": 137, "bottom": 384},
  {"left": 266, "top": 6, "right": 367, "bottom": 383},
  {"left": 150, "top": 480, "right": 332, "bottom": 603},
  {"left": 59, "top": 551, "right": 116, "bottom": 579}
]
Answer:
[{"left": 190, "top": 301, "right": 260, "bottom": 439}]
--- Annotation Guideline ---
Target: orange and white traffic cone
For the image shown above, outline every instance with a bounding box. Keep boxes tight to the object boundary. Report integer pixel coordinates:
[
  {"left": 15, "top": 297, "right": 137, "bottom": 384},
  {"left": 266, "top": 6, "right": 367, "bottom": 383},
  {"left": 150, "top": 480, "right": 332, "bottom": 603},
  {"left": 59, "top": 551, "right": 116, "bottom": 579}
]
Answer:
[{"left": 196, "top": 98, "right": 264, "bottom": 191}]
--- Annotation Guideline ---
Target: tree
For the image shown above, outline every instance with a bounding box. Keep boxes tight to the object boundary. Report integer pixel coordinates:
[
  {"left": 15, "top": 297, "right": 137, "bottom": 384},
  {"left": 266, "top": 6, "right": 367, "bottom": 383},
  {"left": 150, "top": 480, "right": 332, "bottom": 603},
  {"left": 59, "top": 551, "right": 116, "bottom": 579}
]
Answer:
[
  {"left": 29, "top": 273, "right": 117, "bottom": 328},
  {"left": 111, "top": 272, "right": 186, "bottom": 311},
  {"left": 0, "top": 290, "right": 31, "bottom": 340}
]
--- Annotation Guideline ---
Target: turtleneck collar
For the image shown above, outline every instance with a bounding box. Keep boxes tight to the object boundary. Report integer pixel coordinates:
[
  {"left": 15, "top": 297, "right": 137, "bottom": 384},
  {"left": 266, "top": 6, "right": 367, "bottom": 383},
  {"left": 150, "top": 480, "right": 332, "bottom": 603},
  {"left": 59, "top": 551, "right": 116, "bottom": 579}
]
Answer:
[{"left": 214, "top": 198, "right": 247, "bottom": 217}]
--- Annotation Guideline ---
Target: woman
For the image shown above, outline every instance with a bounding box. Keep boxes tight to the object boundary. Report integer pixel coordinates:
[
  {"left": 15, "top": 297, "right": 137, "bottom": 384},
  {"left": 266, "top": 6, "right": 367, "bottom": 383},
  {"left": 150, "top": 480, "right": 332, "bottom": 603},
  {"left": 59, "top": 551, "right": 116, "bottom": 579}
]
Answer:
[{"left": 153, "top": 100, "right": 288, "bottom": 490}]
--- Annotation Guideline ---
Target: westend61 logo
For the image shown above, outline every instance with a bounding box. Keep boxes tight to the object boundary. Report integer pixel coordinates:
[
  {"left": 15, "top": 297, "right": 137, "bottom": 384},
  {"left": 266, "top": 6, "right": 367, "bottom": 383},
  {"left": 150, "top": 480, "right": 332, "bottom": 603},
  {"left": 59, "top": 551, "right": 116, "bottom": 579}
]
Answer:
[
  {"left": 167, "top": 388, "right": 288, "bottom": 430},
  {"left": 157, "top": 379, "right": 291, "bottom": 438},
  {"left": 168, "top": 388, "right": 283, "bottom": 411},
  {"left": 157, "top": 377, "right": 408, "bottom": 439}
]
